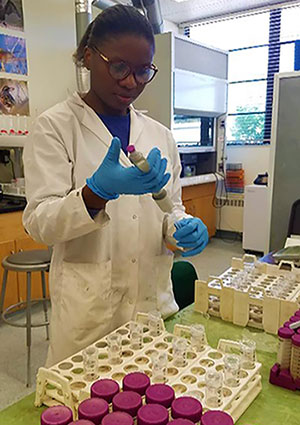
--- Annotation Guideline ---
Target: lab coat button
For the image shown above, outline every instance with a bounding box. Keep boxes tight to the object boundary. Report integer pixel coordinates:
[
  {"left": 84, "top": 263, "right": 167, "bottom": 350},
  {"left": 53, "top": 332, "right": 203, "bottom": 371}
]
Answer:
[
  {"left": 131, "top": 258, "right": 136, "bottom": 264},
  {"left": 128, "top": 299, "right": 133, "bottom": 305},
  {"left": 132, "top": 214, "right": 137, "bottom": 219}
]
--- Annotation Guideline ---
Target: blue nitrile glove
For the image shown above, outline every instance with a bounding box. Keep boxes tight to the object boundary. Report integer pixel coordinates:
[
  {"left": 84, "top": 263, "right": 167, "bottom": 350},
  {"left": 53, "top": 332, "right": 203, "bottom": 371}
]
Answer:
[
  {"left": 86, "top": 137, "right": 171, "bottom": 200},
  {"left": 173, "top": 217, "right": 209, "bottom": 257}
]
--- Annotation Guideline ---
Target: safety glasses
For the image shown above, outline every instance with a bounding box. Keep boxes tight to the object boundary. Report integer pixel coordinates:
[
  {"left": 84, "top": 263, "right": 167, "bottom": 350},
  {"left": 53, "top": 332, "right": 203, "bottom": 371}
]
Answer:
[{"left": 92, "top": 46, "right": 158, "bottom": 84}]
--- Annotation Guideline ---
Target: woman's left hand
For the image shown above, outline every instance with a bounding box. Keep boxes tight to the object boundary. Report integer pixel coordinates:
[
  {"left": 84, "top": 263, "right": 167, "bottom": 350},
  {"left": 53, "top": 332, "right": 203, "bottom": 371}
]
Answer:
[{"left": 173, "top": 217, "right": 209, "bottom": 257}]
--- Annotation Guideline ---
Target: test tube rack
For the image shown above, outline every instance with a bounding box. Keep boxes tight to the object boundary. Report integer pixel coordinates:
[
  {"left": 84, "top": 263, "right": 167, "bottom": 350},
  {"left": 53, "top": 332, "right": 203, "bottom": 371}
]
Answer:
[
  {"left": 35, "top": 313, "right": 262, "bottom": 422},
  {"left": 194, "top": 254, "right": 300, "bottom": 335}
]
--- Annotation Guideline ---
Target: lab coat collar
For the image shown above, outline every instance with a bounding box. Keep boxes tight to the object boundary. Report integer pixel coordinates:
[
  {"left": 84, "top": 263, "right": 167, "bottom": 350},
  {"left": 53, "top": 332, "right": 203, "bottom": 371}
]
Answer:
[{"left": 67, "top": 92, "right": 144, "bottom": 167}]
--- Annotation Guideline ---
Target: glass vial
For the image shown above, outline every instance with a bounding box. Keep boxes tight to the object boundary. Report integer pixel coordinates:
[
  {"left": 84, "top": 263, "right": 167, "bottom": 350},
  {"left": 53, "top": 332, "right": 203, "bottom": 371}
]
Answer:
[
  {"left": 190, "top": 324, "right": 206, "bottom": 352},
  {"left": 148, "top": 310, "right": 162, "bottom": 337},
  {"left": 205, "top": 370, "right": 223, "bottom": 408},
  {"left": 107, "top": 333, "right": 122, "bottom": 365},
  {"left": 82, "top": 346, "right": 99, "bottom": 381},
  {"left": 240, "top": 339, "right": 256, "bottom": 370},
  {"left": 130, "top": 321, "right": 143, "bottom": 350},
  {"left": 151, "top": 351, "right": 168, "bottom": 383},
  {"left": 224, "top": 354, "right": 241, "bottom": 387},
  {"left": 172, "top": 337, "right": 187, "bottom": 368}
]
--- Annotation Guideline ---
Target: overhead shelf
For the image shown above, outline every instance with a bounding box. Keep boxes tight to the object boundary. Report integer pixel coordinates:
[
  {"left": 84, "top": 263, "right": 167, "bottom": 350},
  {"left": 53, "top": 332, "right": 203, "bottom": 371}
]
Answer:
[{"left": 0, "top": 135, "right": 28, "bottom": 148}]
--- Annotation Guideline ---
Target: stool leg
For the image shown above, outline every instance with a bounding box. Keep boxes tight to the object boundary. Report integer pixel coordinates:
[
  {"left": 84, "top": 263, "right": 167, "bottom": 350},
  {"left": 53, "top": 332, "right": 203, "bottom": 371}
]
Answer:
[
  {"left": 26, "top": 271, "right": 32, "bottom": 387},
  {"left": 40, "top": 271, "right": 49, "bottom": 340},
  {"left": 0, "top": 269, "right": 8, "bottom": 319}
]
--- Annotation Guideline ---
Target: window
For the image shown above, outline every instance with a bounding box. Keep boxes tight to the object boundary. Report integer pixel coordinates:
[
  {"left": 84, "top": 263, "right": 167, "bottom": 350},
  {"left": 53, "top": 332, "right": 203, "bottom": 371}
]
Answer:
[{"left": 187, "top": 4, "right": 300, "bottom": 145}]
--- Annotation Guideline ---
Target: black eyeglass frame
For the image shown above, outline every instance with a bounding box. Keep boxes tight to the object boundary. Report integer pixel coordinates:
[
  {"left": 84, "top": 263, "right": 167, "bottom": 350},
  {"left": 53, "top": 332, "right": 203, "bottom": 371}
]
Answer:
[{"left": 91, "top": 45, "right": 158, "bottom": 84}]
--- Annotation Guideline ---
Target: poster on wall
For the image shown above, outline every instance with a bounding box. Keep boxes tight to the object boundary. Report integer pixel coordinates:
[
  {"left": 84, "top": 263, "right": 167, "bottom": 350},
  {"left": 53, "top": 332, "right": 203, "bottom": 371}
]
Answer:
[
  {"left": 0, "top": 78, "right": 29, "bottom": 115},
  {"left": 0, "top": 0, "right": 24, "bottom": 31},
  {"left": 0, "top": 34, "right": 27, "bottom": 74}
]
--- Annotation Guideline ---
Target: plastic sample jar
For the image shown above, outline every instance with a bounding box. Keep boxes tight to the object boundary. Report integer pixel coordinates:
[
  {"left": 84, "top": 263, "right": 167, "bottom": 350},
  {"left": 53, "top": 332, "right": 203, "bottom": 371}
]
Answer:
[
  {"left": 123, "top": 372, "right": 150, "bottom": 395},
  {"left": 168, "top": 420, "right": 194, "bottom": 425},
  {"left": 113, "top": 391, "right": 142, "bottom": 417},
  {"left": 146, "top": 384, "right": 175, "bottom": 408},
  {"left": 78, "top": 398, "right": 109, "bottom": 425},
  {"left": 91, "top": 379, "right": 120, "bottom": 402},
  {"left": 295, "top": 310, "right": 300, "bottom": 317},
  {"left": 137, "top": 404, "right": 169, "bottom": 425},
  {"left": 41, "top": 406, "right": 73, "bottom": 425},
  {"left": 277, "top": 327, "right": 294, "bottom": 369},
  {"left": 69, "top": 421, "right": 95, "bottom": 425},
  {"left": 201, "top": 410, "right": 234, "bottom": 425},
  {"left": 102, "top": 412, "right": 134, "bottom": 425},
  {"left": 284, "top": 321, "right": 292, "bottom": 328},
  {"left": 171, "top": 397, "right": 203, "bottom": 423},
  {"left": 289, "top": 316, "right": 300, "bottom": 323},
  {"left": 290, "top": 334, "right": 300, "bottom": 380}
]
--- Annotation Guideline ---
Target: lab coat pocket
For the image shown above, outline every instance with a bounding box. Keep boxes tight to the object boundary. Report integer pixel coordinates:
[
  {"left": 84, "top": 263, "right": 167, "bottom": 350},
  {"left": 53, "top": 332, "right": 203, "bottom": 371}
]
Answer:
[{"left": 60, "top": 260, "right": 112, "bottom": 333}]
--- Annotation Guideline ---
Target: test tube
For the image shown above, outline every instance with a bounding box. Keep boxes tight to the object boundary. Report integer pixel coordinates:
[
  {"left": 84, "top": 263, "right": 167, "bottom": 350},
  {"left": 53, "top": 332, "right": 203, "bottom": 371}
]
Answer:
[
  {"left": 240, "top": 339, "right": 256, "bottom": 369},
  {"left": 224, "top": 354, "right": 241, "bottom": 387},
  {"left": 190, "top": 324, "right": 206, "bottom": 352},
  {"left": 172, "top": 337, "right": 187, "bottom": 367},
  {"left": 82, "top": 346, "right": 98, "bottom": 381},
  {"left": 205, "top": 370, "right": 223, "bottom": 408},
  {"left": 151, "top": 351, "right": 168, "bottom": 383},
  {"left": 107, "top": 333, "right": 122, "bottom": 365},
  {"left": 148, "top": 310, "right": 162, "bottom": 337},
  {"left": 129, "top": 321, "right": 143, "bottom": 350}
]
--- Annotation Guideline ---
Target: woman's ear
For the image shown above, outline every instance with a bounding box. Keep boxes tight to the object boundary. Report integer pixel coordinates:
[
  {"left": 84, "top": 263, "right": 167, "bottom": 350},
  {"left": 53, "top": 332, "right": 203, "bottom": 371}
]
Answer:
[{"left": 83, "top": 46, "right": 92, "bottom": 70}]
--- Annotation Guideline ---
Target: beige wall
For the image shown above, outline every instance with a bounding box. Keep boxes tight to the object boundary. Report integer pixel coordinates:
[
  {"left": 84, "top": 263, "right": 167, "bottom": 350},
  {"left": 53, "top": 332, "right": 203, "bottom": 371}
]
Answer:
[{"left": 226, "top": 145, "right": 270, "bottom": 185}]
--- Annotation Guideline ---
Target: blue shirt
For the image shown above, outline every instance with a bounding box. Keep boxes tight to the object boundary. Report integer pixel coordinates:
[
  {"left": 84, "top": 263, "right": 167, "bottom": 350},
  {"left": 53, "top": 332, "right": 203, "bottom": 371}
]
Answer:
[
  {"left": 87, "top": 112, "right": 131, "bottom": 218},
  {"left": 98, "top": 112, "right": 131, "bottom": 154}
]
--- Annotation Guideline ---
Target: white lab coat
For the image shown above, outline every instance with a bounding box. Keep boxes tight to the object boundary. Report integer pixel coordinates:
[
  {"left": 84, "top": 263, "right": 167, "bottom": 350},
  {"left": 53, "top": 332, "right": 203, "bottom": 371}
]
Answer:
[{"left": 23, "top": 92, "right": 189, "bottom": 366}]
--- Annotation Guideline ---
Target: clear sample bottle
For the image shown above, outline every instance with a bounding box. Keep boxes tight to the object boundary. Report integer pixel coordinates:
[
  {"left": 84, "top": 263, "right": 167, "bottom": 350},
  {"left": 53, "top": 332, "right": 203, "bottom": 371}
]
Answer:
[
  {"left": 240, "top": 338, "right": 256, "bottom": 370},
  {"left": 205, "top": 370, "right": 223, "bottom": 408},
  {"left": 129, "top": 321, "right": 143, "bottom": 350},
  {"left": 82, "top": 346, "right": 98, "bottom": 381},
  {"left": 148, "top": 310, "right": 162, "bottom": 337},
  {"left": 224, "top": 354, "right": 241, "bottom": 387},
  {"left": 190, "top": 324, "right": 206, "bottom": 352},
  {"left": 107, "top": 332, "right": 122, "bottom": 365},
  {"left": 151, "top": 351, "right": 168, "bottom": 383},
  {"left": 172, "top": 337, "right": 187, "bottom": 368}
]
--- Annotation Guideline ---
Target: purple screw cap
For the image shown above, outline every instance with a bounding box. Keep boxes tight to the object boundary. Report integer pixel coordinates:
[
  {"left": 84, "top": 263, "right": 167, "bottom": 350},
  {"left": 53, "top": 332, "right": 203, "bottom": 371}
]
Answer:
[
  {"left": 146, "top": 384, "right": 175, "bottom": 408},
  {"left": 123, "top": 372, "right": 151, "bottom": 396},
  {"left": 78, "top": 398, "right": 109, "bottom": 425},
  {"left": 102, "top": 412, "right": 134, "bottom": 425},
  {"left": 292, "top": 334, "right": 300, "bottom": 347},
  {"left": 41, "top": 406, "right": 73, "bottom": 425},
  {"left": 278, "top": 326, "right": 294, "bottom": 338},
  {"left": 91, "top": 379, "right": 120, "bottom": 403},
  {"left": 295, "top": 310, "right": 300, "bottom": 317},
  {"left": 289, "top": 315, "right": 299, "bottom": 323},
  {"left": 137, "top": 404, "right": 169, "bottom": 425},
  {"left": 69, "top": 421, "right": 95, "bottom": 425},
  {"left": 113, "top": 391, "right": 142, "bottom": 417},
  {"left": 168, "top": 420, "right": 194, "bottom": 425},
  {"left": 284, "top": 321, "right": 292, "bottom": 328},
  {"left": 200, "top": 410, "right": 234, "bottom": 425},
  {"left": 171, "top": 397, "right": 202, "bottom": 423},
  {"left": 127, "top": 145, "right": 136, "bottom": 153}
]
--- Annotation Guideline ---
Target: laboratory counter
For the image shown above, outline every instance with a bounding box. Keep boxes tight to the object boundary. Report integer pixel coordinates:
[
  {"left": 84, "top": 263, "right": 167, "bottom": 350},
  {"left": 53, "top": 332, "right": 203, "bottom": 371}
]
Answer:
[
  {"left": 0, "top": 304, "right": 298, "bottom": 424},
  {"left": 0, "top": 195, "right": 26, "bottom": 214}
]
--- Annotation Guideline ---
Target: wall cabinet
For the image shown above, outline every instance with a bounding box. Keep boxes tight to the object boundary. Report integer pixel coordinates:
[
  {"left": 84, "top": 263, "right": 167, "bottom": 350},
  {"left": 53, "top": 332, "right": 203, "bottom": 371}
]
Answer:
[{"left": 0, "top": 211, "right": 49, "bottom": 311}]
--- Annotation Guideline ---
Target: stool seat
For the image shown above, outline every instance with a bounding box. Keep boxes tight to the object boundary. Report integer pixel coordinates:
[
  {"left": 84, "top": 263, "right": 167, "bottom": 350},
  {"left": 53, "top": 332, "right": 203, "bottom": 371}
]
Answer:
[{"left": 6, "top": 249, "right": 51, "bottom": 265}]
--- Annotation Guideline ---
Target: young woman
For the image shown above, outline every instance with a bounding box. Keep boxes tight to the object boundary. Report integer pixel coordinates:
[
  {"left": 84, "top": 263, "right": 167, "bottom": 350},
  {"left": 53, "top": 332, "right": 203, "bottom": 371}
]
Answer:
[{"left": 23, "top": 5, "right": 208, "bottom": 366}]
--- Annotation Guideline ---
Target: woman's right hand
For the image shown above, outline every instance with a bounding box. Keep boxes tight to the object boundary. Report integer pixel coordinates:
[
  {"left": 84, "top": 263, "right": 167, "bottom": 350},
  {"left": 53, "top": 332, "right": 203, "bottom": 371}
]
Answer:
[{"left": 86, "top": 137, "right": 170, "bottom": 200}]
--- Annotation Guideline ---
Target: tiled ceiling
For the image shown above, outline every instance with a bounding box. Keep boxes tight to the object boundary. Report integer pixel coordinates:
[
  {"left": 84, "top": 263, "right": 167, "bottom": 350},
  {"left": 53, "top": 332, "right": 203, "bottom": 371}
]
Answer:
[{"left": 115, "top": 0, "right": 297, "bottom": 24}]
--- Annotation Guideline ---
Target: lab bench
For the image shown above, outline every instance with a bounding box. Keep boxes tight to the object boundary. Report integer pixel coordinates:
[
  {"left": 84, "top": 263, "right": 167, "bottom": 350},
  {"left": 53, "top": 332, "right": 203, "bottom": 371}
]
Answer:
[
  {"left": 0, "top": 304, "right": 298, "bottom": 424},
  {"left": 0, "top": 211, "right": 49, "bottom": 312}
]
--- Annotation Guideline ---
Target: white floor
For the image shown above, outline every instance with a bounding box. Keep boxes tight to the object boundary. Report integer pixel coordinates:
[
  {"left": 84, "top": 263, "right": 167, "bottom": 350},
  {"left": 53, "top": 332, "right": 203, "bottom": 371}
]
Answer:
[{"left": 0, "top": 236, "right": 244, "bottom": 411}]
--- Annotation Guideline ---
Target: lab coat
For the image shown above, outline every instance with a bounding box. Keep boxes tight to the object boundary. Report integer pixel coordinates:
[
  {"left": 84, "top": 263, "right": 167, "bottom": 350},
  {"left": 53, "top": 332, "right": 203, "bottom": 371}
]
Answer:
[{"left": 23, "top": 92, "right": 189, "bottom": 366}]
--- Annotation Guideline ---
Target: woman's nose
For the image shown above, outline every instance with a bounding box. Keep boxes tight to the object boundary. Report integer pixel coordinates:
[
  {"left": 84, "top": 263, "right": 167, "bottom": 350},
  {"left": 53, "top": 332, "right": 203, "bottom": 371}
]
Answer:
[{"left": 119, "top": 72, "right": 138, "bottom": 89}]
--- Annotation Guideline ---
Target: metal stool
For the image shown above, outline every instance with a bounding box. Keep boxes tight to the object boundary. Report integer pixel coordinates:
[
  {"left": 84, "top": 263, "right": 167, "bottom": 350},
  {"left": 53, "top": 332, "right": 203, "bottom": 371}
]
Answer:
[{"left": 0, "top": 249, "right": 51, "bottom": 386}]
